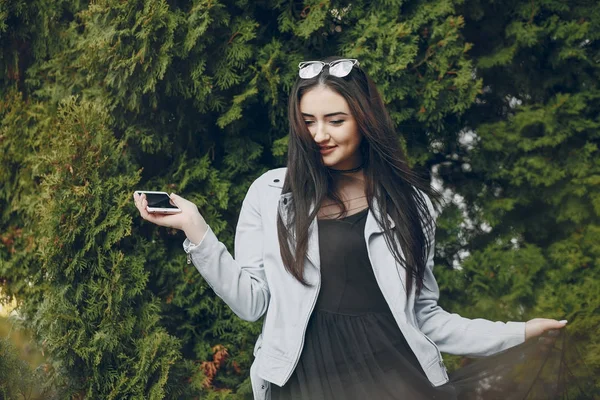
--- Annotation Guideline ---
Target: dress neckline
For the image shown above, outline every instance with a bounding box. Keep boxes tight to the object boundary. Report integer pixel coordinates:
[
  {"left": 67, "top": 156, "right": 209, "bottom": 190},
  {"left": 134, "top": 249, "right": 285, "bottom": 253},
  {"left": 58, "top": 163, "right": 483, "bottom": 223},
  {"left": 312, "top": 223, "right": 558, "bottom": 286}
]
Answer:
[{"left": 317, "top": 207, "right": 369, "bottom": 222}]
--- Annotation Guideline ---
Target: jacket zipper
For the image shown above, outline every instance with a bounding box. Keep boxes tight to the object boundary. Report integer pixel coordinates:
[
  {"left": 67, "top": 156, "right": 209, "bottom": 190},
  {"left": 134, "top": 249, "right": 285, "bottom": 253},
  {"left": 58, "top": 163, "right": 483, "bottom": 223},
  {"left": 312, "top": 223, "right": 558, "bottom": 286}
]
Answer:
[
  {"left": 282, "top": 277, "right": 321, "bottom": 384},
  {"left": 413, "top": 309, "right": 447, "bottom": 377},
  {"left": 423, "top": 333, "right": 448, "bottom": 377},
  {"left": 280, "top": 202, "right": 320, "bottom": 385},
  {"left": 421, "top": 331, "right": 444, "bottom": 362}
]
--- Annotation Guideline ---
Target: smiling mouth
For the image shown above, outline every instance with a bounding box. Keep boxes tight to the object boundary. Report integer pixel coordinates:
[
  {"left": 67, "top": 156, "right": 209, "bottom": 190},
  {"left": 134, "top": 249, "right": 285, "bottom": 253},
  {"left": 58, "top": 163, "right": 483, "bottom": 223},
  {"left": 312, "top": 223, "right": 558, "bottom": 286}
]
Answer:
[{"left": 319, "top": 146, "right": 337, "bottom": 150}]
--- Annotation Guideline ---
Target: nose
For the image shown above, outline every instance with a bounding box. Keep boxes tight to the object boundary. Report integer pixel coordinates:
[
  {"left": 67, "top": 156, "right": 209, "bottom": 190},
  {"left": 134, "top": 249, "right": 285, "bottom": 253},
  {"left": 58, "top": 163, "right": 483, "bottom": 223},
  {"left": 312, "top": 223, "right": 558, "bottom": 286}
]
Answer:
[{"left": 313, "top": 121, "right": 329, "bottom": 143}]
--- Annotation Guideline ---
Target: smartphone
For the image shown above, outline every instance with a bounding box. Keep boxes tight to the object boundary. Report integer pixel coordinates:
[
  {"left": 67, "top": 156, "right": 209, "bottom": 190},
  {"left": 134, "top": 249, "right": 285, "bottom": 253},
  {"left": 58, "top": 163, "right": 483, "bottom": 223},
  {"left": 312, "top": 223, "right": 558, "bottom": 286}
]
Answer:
[{"left": 135, "top": 191, "right": 182, "bottom": 214}]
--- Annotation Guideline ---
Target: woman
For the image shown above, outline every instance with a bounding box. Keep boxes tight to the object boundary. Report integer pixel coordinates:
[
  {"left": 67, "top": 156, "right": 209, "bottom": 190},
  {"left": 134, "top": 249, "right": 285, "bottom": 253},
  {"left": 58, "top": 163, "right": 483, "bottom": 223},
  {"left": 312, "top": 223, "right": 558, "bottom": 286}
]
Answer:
[{"left": 133, "top": 57, "right": 573, "bottom": 399}]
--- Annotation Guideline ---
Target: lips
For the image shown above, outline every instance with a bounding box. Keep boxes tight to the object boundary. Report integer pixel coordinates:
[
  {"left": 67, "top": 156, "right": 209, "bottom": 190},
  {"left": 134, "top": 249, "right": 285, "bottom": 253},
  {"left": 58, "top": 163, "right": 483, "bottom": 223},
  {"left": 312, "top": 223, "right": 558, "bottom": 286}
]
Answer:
[{"left": 319, "top": 145, "right": 337, "bottom": 155}]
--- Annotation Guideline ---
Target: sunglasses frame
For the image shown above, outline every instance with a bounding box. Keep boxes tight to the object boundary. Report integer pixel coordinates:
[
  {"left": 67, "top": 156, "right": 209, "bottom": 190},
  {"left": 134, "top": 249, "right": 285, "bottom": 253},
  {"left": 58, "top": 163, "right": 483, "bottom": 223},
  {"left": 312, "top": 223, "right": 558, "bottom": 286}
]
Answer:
[{"left": 298, "top": 59, "right": 360, "bottom": 79}]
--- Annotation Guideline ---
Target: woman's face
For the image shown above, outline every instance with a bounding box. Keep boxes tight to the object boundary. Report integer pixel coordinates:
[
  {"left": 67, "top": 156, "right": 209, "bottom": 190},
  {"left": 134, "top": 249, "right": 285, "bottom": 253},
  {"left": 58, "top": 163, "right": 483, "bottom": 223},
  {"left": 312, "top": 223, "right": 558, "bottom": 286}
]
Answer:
[{"left": 299, "top": 85, "right": 362, "bottom": 170}]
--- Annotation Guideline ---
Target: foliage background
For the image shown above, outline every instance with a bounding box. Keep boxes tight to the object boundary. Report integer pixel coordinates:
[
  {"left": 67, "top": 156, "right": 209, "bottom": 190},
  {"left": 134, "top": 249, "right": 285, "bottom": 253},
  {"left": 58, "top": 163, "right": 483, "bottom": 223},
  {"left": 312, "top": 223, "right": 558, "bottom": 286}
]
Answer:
[{"left": 1, "top": 0, "right": 598, "bottom": 398}]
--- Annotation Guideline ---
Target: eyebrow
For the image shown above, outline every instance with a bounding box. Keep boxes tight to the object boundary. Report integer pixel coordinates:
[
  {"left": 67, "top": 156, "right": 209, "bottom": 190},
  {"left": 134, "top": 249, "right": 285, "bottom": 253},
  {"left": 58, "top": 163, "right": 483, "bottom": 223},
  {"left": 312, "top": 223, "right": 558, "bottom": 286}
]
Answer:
[{"left": 301, "top": 112, "right": 349, "bottom": 118}]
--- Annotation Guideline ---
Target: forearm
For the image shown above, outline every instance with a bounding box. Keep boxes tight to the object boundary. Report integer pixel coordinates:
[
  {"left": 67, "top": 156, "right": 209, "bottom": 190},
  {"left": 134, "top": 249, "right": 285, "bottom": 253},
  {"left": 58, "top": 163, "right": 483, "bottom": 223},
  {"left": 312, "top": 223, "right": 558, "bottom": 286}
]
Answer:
[
  {"left": 184, "top": 226, "right": 269, "bottom": 322},
  {"left": 413, "top": 190, "right": 526, "bottom": 356},
  {"left": 416, "top": 304, "right": 526, "bottom": 357}
]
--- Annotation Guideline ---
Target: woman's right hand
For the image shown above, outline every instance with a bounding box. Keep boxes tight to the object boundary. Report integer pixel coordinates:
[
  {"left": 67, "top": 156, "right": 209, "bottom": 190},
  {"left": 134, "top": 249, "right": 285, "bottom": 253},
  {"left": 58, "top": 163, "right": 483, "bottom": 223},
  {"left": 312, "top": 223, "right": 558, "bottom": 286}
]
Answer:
[{"left": 133, "top": 192, "right": 208, "bottom": 244}]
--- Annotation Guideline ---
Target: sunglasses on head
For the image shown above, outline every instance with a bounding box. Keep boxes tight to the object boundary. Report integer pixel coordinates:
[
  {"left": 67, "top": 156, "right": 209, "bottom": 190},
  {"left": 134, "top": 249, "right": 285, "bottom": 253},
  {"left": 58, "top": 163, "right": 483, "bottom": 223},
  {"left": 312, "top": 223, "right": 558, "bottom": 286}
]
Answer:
[{"left": 298, "top": 59, "right": 360, "bottom": 79}]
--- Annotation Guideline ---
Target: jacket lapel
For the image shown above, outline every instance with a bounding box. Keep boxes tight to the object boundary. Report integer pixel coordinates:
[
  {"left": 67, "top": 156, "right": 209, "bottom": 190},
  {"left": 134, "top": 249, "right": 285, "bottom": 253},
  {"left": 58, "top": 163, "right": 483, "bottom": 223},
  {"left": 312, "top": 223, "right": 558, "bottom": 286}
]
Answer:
[
  {"left": 365, "top": 195, "right": 396, "bottom": 236},
  {"left": 365, "top": 196, "right": 407, "bottom": 296},
  {"left": 269, "top": 169, "right": 408, "bottom": 317},
  {"left": 277, "top": 192, "right": 320, "bottom": 269},
  {"left": 272, "top": 172, "right": 397, "bottom": 272}
]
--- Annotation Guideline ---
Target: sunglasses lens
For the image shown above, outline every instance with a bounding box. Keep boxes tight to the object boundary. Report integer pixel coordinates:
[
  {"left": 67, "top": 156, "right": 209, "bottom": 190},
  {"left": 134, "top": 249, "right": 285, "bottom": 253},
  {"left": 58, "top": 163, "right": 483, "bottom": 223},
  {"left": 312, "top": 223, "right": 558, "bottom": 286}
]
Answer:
[
  {"left": 299, "top": 63, "right": 323, "bottom": 79},
  {"left": 329, "top": 61, "right": 354, "bottom": 77}
]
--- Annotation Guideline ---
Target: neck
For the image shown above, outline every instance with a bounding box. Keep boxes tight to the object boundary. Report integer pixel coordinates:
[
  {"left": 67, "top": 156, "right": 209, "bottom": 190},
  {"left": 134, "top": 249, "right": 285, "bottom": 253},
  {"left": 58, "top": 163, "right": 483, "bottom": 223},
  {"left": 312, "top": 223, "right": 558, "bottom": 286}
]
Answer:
[{"left": 328, "top": 161, "right": 364, "bottom": 174}]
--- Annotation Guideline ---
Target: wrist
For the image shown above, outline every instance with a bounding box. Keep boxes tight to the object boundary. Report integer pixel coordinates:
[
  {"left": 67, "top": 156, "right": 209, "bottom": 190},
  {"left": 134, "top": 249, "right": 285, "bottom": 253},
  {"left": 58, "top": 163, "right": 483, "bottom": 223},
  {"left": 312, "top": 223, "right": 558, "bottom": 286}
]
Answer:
[{"left": 183, "top": 214, "right": 208, "bottom": 245}]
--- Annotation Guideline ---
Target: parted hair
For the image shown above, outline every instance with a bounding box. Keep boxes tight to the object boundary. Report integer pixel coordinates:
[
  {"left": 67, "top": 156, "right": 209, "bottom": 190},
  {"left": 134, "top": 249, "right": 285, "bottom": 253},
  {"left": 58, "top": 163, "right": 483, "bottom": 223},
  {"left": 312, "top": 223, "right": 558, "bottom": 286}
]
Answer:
[{"left": 277, "top": 56, "right": 441, "bottom": 298}]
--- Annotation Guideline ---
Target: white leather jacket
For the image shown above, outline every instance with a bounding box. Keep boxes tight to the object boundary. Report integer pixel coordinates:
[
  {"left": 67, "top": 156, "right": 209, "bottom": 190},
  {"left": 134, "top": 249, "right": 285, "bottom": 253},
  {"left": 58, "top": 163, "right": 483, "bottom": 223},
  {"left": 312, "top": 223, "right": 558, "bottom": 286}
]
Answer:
[{"left": 183, "top": 167, "right": 525, "bottom": 400}]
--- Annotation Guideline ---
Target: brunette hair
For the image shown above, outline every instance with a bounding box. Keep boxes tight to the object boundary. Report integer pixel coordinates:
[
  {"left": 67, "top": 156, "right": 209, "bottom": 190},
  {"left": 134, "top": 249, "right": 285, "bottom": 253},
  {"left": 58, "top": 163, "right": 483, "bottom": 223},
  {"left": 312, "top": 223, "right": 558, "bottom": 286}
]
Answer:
[{"left": 277, "top": 56, "right": 441, "bottom": 298}]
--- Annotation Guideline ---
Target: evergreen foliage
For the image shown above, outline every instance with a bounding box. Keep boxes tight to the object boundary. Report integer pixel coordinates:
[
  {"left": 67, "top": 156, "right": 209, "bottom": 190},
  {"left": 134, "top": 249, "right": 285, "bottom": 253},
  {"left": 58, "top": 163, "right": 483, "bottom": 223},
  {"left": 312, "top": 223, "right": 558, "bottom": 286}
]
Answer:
[
  {"left": 0, "top": 333, "right": 57, "bottom": 399},
  {"left": 1, "top": 0, "right": 598, "bottom": 397},
  {"left": 432, "top": 0, "right": 600, "bottom": 383},
  {"left": 0, "top": 336, "right": 32, "bottom": 399}
]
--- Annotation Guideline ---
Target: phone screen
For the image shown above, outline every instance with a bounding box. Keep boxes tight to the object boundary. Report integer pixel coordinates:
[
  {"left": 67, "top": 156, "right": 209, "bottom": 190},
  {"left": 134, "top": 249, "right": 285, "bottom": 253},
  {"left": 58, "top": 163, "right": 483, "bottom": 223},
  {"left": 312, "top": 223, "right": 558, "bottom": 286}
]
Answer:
[{"left": 145, "top": 193, "right": 179, "bottom": 210}]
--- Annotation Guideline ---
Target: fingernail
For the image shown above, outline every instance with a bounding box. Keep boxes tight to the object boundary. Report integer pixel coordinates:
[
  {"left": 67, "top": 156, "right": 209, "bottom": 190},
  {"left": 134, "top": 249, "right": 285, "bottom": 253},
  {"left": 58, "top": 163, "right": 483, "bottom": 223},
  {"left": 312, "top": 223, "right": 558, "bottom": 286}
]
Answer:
[{"left": 559, "top": 320, "right": 567, "bottom": 324}]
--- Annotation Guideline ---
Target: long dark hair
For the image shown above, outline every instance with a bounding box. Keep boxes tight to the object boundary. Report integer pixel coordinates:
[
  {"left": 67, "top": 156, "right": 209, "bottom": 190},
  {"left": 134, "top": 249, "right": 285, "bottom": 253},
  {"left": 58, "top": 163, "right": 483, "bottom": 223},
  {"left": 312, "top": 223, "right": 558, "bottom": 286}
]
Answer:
[{"left": 277, "top": 56, "right": 441, "bottom": 298}]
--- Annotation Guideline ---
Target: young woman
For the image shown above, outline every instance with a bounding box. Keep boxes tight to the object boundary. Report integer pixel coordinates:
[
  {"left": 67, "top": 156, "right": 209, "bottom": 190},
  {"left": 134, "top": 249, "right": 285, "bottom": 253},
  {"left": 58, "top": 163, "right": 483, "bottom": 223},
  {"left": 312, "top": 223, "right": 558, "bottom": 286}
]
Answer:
[{"left": 134, "top": 57, "right": 574, "bottom": 400}]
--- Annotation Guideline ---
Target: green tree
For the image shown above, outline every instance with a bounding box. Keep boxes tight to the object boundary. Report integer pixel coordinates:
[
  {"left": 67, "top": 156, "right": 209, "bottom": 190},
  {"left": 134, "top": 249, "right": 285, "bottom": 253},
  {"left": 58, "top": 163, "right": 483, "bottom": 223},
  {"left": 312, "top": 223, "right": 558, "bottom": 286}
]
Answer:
[
  {"left": 1, "top": 0, "right": 598, "bottom": 397},
  {"left": 431, "top": 0, "right": 600, "bottom": 387},
  {"left": 0, "top": 336, "right": 32, "bottom": 399}
]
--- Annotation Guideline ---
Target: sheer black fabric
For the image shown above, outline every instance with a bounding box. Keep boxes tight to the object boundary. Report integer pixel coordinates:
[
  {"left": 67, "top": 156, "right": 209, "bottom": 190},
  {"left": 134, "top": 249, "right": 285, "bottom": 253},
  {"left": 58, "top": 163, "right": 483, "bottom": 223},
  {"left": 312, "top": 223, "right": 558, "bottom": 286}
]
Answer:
[{"left": 270, "top": 208, "right": 594, "bottom": 400}]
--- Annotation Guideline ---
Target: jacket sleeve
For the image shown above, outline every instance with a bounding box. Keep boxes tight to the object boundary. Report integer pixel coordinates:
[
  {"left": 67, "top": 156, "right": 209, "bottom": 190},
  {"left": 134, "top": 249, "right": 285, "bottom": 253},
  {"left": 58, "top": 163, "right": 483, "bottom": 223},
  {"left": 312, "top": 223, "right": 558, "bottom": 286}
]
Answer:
[
  {"left": 182, "top": 177, "right": 269, "bottom": 322},
  {"left": 413, "top": 194, "right": 526, "bottom": 357}
]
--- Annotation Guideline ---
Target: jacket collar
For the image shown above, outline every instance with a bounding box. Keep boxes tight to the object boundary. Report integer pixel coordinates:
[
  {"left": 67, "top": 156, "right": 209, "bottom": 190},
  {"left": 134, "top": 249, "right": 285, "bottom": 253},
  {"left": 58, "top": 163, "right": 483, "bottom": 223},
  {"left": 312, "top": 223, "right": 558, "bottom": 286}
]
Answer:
[
  {"left": 269, "top": 168, "right": 395, "bottom": 228},
  {"left": 268, "top": 169, "right": 396, "bottom": 265}
]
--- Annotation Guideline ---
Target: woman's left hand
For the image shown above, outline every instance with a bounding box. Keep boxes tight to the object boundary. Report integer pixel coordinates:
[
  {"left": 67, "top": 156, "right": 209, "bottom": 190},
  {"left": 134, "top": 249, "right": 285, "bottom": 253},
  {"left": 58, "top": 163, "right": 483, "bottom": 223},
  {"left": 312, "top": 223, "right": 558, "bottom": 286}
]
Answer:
[{"left": 525, "top": 318, "right": 567, "bottom": 340}]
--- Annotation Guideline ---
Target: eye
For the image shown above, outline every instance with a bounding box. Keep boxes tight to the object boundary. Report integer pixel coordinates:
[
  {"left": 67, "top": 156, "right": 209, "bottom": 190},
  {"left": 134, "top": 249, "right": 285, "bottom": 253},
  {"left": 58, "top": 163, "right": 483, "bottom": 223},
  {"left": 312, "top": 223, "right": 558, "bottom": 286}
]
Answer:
[
  {"left": 330, "top": 120, "right": 344, "bottom": 126},
  {"left": 304, "top": 120, "right": 315, "bottom": 126}
]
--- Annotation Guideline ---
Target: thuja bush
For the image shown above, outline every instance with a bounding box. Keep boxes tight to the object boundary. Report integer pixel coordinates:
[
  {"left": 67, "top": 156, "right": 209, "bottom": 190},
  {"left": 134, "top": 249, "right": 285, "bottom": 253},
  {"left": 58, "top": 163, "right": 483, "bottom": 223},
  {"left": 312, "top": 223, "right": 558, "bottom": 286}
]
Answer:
[
  {"left": 431, "top": 0, "right": 600, "bottom": 385},
  {"left": 1, "top": 0, "right": 598, "bottom": 397}
]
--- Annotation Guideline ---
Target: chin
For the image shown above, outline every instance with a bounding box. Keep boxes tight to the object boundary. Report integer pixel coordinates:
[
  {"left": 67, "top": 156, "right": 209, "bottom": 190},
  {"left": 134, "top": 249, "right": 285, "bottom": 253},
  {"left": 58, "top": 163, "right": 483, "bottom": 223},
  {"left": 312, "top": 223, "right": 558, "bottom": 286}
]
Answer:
[{"left": 322, "top": 160, "right": 340, "bottom": 168}]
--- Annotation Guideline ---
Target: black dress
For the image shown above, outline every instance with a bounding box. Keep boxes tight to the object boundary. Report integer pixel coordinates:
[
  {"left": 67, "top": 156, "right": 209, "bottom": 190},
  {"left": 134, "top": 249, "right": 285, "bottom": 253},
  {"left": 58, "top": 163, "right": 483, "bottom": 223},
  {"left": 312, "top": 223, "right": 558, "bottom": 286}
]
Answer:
[{"left": 270, "top": 208, "right": 594, "bottom": 400}]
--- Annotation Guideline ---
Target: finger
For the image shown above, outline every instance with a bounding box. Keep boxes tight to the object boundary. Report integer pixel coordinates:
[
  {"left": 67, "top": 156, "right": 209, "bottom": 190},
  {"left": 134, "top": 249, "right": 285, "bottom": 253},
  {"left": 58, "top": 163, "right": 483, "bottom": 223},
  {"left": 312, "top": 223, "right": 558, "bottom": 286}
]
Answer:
[
  {"left": 140, "top": 198, "right": 154, "bottom": 220},
  {"left": 134, "top": 195, "right": 161, "bottom": 224},
  {"left": 134, "top": 194, "right": 173, "bottom": 226},
  {"left": 553, "top": 319, "right": 568, "bottom": 329},
  {"left": 542, "top": 320, "right": 567, "bottom": 334},
  {"left": 134, "top": 193, "right": 145, "bottom": 214}
]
